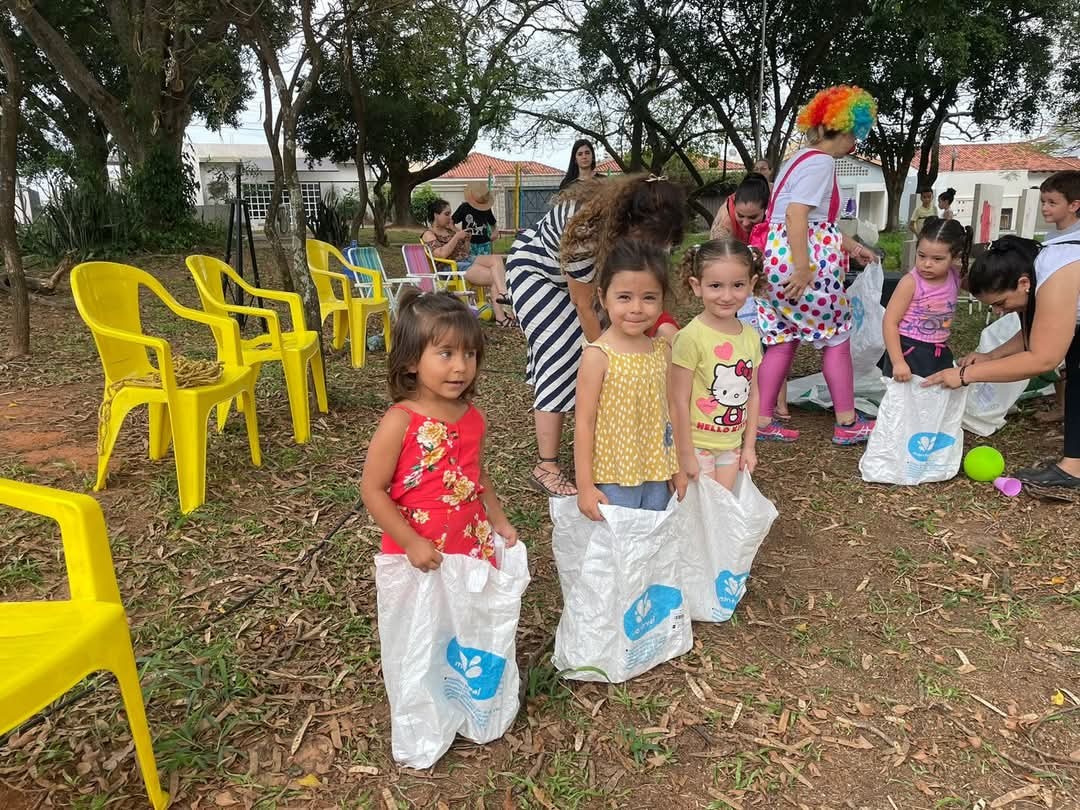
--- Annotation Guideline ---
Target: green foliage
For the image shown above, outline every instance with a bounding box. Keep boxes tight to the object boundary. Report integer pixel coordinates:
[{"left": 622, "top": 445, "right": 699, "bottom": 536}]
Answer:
[
  {"left": 126, "top": 147, "right": 197, "bottom": 230},
  {"left": 306, "top": 189, "right": 352, "bottom": 247},
  {"left": 410, "top": 184, "right": 441, "bottom": 225},
  {"left": 19, "top": 178, "right": 215, "bottom": 262}
]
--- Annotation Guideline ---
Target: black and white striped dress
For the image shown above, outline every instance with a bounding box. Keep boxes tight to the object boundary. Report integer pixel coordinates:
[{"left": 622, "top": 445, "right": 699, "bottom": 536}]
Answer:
[{"left": 506, "top": 202, "right": 596, "bottom": 413}]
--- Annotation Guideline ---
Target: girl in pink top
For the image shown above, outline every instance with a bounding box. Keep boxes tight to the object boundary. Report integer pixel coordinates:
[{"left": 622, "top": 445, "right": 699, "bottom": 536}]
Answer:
[{"left": 881, "top": 218, "right": 972, "bottom": 380}]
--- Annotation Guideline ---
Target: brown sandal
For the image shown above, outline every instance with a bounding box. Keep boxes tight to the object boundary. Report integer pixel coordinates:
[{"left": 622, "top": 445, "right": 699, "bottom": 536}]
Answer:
[{"left": 528, "top": 458, "right": 576, "bottom": 497}]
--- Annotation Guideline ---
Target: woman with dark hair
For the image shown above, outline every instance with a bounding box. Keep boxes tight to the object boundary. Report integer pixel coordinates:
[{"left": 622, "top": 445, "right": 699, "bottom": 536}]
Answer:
[
  {"left": 422, "top": 198, "right": 514, "bottom": 326},
  {"left": 924, "top": 232, "right": 1080, "bottom": 489},
  {"left": 506, "top": 174, "right": 687, "bottom": 496},
  {"left": 710, "top": 172, "right": 771, "bottom": 242},
  {"left": 558, "top": 139, "right": 600, "bottom": 191}
]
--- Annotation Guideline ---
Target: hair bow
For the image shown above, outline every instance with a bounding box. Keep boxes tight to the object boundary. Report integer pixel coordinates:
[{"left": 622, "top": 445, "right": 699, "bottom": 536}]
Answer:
[
  {"left": 735, "top": 359, "right": 753, "bottom": 380},
  {"left": 645, "top": 174, "right": 668, "bottom": 183}
]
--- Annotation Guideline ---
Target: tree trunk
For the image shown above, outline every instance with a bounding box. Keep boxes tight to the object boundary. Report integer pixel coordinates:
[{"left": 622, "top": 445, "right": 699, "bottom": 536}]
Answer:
[
  {"left": 283, "top": 119, "right": 322, "bottom": 336},
  {"left": 370, "top": 174, "right": 389, "bottom": 247},
  {"left": 0, "top": 22, "right": 28, "bottom": 357},
  {"left": 389, "top": 160, "right": 417, "bottom": 226},
  {"left": 343, "top": 30, "right": 369, "bottom": 241},
  {"left": 882, "top": 166, "right": 907, "bottom": 233},
  {"left": 259, "top": 56, "right": 293, "bottom": 291}
]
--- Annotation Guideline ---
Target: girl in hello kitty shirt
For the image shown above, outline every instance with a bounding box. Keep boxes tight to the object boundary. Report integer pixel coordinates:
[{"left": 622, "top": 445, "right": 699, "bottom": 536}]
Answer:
[{"left": 670, "top": 239, "right": 764, "bottom": 492}]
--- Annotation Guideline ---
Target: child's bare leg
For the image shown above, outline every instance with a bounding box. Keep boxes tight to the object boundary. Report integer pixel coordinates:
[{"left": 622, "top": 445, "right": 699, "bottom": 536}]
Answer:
[{"left": 710, "top": 450, "right": 740, "bottom": 491}]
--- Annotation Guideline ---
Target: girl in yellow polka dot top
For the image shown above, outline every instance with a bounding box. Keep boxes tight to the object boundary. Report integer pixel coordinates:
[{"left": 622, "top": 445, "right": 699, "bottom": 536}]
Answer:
[{"left": 573, "top": 240, "right": 679, "bottom": 520}]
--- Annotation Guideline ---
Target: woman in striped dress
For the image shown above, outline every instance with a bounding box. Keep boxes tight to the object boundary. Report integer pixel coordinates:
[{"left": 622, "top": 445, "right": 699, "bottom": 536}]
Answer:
[{"left": 507, "top": 175, "right": 686, "bottom": 496}]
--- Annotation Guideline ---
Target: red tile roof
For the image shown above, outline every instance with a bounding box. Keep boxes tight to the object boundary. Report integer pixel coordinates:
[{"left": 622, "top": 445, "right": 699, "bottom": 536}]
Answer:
[
  {"left": 596, "top": 156, "right": 743, "bottom": 174},
  {"left": 931, "top": 142, "right": 1080, "bottom": 172},
  {"left": 439, "top": 152, "right": 563, "bottom": 179}
]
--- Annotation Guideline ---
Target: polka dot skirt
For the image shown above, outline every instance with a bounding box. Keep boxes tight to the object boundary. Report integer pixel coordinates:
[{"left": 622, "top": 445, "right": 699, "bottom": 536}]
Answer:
[{"left": 756, "top": 222, "right": 853, "bottom": 346}]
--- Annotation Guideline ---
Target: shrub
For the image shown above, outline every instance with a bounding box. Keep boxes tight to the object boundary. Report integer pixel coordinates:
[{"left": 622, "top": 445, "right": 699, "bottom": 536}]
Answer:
[{"left": 410, "top": 184, "right": 441, "bottom": 225}]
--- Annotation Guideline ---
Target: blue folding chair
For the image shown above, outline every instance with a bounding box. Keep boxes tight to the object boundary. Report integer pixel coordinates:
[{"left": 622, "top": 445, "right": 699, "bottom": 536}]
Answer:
[{"left": 343, "top": 245, "right": 412, "bottom": 317}]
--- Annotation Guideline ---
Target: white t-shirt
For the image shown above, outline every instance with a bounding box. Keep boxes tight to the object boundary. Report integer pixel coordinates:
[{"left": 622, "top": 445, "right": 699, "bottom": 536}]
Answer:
[
  {"left": 769, "top": 149, "right": 837, "bottom": 224},
  {"left": 1035, "top": 221, "right": 1080, "bottom": 323}
]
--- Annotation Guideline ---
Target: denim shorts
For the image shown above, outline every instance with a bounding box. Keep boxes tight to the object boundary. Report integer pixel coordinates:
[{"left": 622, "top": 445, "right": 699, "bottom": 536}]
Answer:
[{"left": 596, "top": 481, "right": 671, "bottom": 511}]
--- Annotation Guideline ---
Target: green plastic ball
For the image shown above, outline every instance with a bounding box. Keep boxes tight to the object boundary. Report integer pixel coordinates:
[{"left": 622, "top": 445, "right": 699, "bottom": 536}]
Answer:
[{"left": 963, "top": 446, "right": 1005, "bottom": 482}]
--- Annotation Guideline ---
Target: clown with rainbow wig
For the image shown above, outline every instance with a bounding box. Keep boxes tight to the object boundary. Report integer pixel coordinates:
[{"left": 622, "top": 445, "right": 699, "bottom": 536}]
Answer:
[{"left": 753, "top": 85, "right": 882, "bottom": 447}]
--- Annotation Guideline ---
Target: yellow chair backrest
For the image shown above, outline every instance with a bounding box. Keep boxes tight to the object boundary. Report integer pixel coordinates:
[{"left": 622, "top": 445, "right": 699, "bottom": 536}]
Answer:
[
  {"left": 70, "top": 261, "right": 169, "bottom": 385},
  {"left": 185, "top": 254, "right": 233, "bottom": 320},
  {"left": 1, "top": 479, "right": 122, "bottom": 605},
  {"left": 307, "top": 239, "right": 341, "bottom": 300}
]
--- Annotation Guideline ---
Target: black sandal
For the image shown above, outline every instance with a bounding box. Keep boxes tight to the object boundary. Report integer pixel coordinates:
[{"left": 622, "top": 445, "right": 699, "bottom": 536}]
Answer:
[
  {"left": 496, "top": 294, "right": 513, "bottom": 307},
  {"left": 528, "top": 458, "right": 576, "bottom": 497},
  {"left": 493, "top": 315, "right": 518, "bottom": 328},
  {"left": 1014, "top": 464, "right": 1080, "bottom": 488}
]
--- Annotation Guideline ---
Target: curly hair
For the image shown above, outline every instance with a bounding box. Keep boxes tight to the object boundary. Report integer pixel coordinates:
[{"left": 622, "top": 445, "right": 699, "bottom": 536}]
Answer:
[
  {"left": 558, "top": 174, "right": 686, "bottom": 283},
  {"left": 797, "top": 85, "right": 877, "bottom": 141}
]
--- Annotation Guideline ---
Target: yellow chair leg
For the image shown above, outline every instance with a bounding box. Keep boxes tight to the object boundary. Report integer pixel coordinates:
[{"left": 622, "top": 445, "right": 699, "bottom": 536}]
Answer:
[
  {"left": 331, "top": 311, "right": 349, "bottom": 351},
  {"left": 349, "top": 307, "right": 367, "bottom": 369},
  {"left": 95, "top": 398, "right": 138, "bottom": 492},
  {"left": 148, "top": 404, "right": 171, "bottom": 461},
  {"left": 170, "top": 403, "right": 209, "bottom": 514},
  {"left": 215, "top": 399, "right": 232, "bottom": 433},
  {"left": 106, "top": 625, "right": 169, "bottom": 810},
  {"left": 310, "top": 349, "right": 329, "bottom": 414},
  {"left": 281, "top": 352, "right": 312, "bottom": 445},
  {"left": 381, "top": 310, "right": 393, "bottom": 353},
  {"left": 239, "top": 387, "right": 262, "bottom": 467}
]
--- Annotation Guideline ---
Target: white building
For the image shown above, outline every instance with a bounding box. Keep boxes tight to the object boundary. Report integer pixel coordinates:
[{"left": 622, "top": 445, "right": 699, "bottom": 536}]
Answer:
[
  {"left": 837, "top": 141, "right": 1080, "bottom": 233},
  {"left": 186, "top": 144, "right": 565, "bottom": 230}
]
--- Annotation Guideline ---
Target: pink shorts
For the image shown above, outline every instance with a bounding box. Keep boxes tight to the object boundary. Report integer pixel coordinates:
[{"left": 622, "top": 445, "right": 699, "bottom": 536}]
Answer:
[{"left": 695, "top": 447, "right": 740, "bottom": 474}]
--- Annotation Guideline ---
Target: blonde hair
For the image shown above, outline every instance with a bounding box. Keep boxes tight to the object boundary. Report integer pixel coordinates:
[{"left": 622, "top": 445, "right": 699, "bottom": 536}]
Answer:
[{"left": 558, "top": 174, "right": 685, "bottom": 283}]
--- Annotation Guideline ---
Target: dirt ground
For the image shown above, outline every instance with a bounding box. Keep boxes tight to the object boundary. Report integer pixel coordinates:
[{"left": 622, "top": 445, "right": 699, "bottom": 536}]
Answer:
[{"left": 0, "top": 248, "right": 1077, "bottom": 810}]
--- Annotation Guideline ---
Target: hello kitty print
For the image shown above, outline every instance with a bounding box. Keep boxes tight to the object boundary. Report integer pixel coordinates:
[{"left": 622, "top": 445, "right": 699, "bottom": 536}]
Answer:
[{"left": 671, "top": 318, "right": 763, "bottom": 452}]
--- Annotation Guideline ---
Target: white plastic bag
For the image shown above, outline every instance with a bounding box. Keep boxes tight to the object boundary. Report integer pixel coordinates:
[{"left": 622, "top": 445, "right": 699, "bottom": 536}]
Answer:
[
  {"left": 678, "top": 474, "right": 778, "bottom": 622},
  {"left": 859, "top": 377, "right": 968, "bottom": 485},
  {"left": 961, "top": 313, "right": 1052, "bottom": 437},
  {"left": 550, "top": 495, "right": 692, "bottom": 683},
  {"left": 846, "top": 261, "right": 886, "bottom": 376},
  {"left": 375, "top": 541, "right": 530, "bottom": 769},
  {"left": 786, "top": 262, "right": 887, "bottom": 414}
]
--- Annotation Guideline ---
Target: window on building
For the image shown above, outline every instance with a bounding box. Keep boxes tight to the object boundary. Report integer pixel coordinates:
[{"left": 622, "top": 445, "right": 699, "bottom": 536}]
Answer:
[
  {"left": 1000, "top": 208, "right": 1013, "bottom": 232},
  {"left": 241, "top": 182, "right": 322, "bottom": 223}
]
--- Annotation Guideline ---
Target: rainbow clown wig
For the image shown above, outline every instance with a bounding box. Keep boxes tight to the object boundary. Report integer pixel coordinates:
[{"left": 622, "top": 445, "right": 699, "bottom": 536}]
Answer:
[{"left": 796, "top": 85, "right": 877, "bottom": 141}]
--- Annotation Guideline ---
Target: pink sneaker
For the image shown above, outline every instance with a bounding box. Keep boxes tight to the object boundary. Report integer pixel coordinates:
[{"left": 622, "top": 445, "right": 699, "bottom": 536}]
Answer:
[
  {"left": 833, "top": 414, "right": 875, "bottom": 445},
  {"left": 757, "top": 420, "right": 799, "bottom": 442}
]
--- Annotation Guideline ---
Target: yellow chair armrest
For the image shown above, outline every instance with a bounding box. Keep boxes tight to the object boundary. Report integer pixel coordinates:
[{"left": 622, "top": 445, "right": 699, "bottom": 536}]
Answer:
[
  {"left": 219, "top": 304, "right": 282, "bottom": 351},
  {"left": 310, "top": 268, "right": 354, "bottom": 303},
  {"left": 160, "top": 300, "right": 245, "bottom": 366},
  {"left": 244, "top": 288, "right": 308, "bottom": 332},
  {"left": 89, "top": 323, "right": 178, "bottom": 390},
  {"left": 339, "top": 259, "right": 384, "bottom": 300},
  {"left": 431, "top": 255, "right": 458, "bottom": 273},
  {"left": 0, "top": 479, "right": 121, "bottom": 604}
]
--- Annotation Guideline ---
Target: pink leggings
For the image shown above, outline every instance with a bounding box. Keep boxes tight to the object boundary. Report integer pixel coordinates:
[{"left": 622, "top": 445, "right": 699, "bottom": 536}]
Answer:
[{"left": 757, "top": 339, "right": 855, "bottom": 421}]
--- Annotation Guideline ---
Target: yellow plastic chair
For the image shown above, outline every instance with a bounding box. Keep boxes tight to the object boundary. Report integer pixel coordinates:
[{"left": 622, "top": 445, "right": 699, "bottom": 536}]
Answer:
[
  {"left": 186, "top": 255, "right": 328, "bottom": 445},
  {"left": 306, "top": 239, "right": 393, "bottom": 369},
  {"left": 0, "top": 478, "right": 168, "bottom": 809},
  {"left": 71, "top": 261, "right": 262, "bottom": 514}
]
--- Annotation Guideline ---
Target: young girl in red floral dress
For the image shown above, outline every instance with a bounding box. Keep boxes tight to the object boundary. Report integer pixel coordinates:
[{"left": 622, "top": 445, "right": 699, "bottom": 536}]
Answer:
[{"left": 361, "top": 289, "right": 518, "bottom": 570}]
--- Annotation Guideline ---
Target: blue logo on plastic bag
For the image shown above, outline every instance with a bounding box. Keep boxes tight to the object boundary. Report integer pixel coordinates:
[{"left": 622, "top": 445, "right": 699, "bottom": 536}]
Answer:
[
  {"left": 446, "top": 638, "right": 506, "bottom": 700},
  {"left": 623, "top": 584, "right": 683, "bottom": 641},
  {"left": 851, "top": 296, "right": 865, "bottom": 330},
  {"left": 907, "top": 432, "right": 955, "bottom": 462},
  {"left": 715, "top": 570, "right": 749, "bottom": 612}
]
